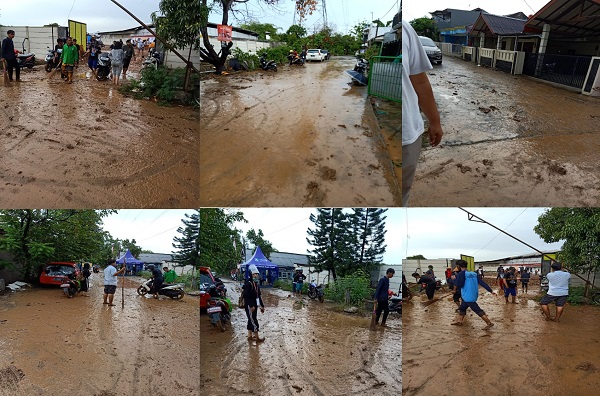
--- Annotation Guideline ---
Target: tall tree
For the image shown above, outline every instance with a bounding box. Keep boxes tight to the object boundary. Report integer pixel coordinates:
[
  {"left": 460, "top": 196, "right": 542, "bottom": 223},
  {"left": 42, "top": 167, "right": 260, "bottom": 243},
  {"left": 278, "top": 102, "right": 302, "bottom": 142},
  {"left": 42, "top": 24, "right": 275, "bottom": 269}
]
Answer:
[
  {"left": 172, "top": 210, "right": 200, "bottom": 268},
  {"left": 120, "top": 239, "right": 143, "bottom": 258},
  {"left": 239, "top": 22, "right": 281, "bottom": 41},
  {"left": 350, "top": 208, "right": 387, "bottom": 272},
  {"left": 534, "top": 208, "right": 600, "bottom": 274},
  {"left": 306, "top": 208, "right": 354, "bottom": 281},
  {"left": 410, "top": 17, "right": 440, "bottom": 40},
  {"left": 246, "top": 228, "right": 276, "bottom": 259},
  {"left": 0, "top": 210, "right": 113, "bottom": 281},
  {"left": 198, "top": 209, "right": 246, "bottom": 274}
]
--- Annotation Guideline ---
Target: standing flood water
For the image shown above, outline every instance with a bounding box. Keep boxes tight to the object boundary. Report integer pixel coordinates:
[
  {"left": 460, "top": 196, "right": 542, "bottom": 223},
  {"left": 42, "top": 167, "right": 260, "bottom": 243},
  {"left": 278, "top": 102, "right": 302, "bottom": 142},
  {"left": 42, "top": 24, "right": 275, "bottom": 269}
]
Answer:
[{"left": 200, "top": 285, "right": 401, "bottom": 395}]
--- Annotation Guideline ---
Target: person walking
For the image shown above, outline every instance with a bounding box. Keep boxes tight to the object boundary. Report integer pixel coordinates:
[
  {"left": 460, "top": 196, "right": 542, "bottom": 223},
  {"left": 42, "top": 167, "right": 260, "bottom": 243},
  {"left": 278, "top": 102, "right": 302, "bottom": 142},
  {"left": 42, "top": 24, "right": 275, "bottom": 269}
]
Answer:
[
  {"left": 504, "top": 267, "right": 518, "bottom": 304},
  {"left": 137, "top": 38, "right": 144, "bottom": 56},
  {"left": 103, "top": 259, "right": 126, "bottom": 306},
  {"left": 243, "top": 265, "right": 265, "bottom": 342},
  {"left": 122, "top": 39, "right": 136, "bottom": 79},
  {"left": 163, "top": 266, "right": 177, "bottom": 283},
  {"left": 60, "top": 37, "right": 79, "bottom": 84},
  {"left": 540, "top": 263, "right": 570, "bottom": 322},
  {"left": 520, "top": 269, "right": 531, "bottom": 294},
  {"left": 109, "top": 41, "right": 124, "bottom": 85},
  {"left": 451, "top": 260, "right": 497, "bottom": 329},
  {"left": 83, "top": 40, "right": 101, "bottom": 78},
  {"left": 374, "top": 268, "right": 395, "bottom": 327},
  {"left": 1, "top": 30, "right": 20, "bottom": 82}
]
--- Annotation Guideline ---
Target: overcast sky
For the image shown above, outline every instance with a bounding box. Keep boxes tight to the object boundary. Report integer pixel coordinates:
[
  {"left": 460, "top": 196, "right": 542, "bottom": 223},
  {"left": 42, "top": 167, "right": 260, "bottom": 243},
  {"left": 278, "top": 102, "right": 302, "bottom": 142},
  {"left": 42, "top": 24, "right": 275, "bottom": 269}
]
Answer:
[
  {"left": 233, "top": 208, "right": 402, "bottom": 264},
  {"left": 101, "top": 209, "right": 193, "bottom": 255},
  {"left": 401, "top": 208, "right": 564, "bottom": 262},
  {"left": 209, "top": 0, "right": 401, "bottom": 35},
  {"left": 403, "top": 0, "right": 550, "bottom": 22},
  {"left": 0, "top": 0, "right": 161, "bottom": 33}
]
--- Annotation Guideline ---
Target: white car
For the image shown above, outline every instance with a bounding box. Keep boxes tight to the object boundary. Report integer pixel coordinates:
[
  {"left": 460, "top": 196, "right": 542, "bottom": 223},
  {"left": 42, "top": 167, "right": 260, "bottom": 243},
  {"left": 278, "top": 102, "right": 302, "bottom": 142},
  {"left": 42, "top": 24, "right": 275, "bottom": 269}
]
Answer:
[{"left": 306, "top": 49, "right": 325, "bottom": 62}]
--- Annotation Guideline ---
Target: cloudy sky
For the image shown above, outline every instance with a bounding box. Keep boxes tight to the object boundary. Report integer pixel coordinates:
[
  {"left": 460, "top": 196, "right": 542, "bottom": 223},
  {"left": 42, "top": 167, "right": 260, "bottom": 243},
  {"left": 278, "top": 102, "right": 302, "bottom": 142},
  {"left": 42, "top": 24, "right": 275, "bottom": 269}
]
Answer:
[
  {"left": 403, "top": 0, "right": 551, "bottom": 22},
  {"left": 233, "top": 208, "right": 402, "bottom": 264},
  {"left": 209, "top": 0, "right": 401, "bottom": 35},
  {"left": 0, "top": 0, "right": 161, "bottom": 32},
  {"left": 101, "top": 209, "right": 194, "bottom": 254},
  {"left": 401, "top": 208, "right": 564, "bottom": 262}
]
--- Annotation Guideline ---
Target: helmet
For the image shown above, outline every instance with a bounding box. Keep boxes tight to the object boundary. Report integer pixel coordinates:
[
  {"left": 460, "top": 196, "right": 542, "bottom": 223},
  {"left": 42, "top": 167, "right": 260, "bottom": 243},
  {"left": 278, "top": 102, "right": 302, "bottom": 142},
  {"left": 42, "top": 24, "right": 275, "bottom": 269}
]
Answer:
[
  {"left": 298, "top": 268, "right": 303, "bottom": 272},
  {"left": 147, "top": 264, "right": 155, "bottom": 271},
  {"left": 249, "top": 264, "right": 259, "bottom": 274},
  {"left": 289, "top": 50, "right": 293, "bottom": 53}
]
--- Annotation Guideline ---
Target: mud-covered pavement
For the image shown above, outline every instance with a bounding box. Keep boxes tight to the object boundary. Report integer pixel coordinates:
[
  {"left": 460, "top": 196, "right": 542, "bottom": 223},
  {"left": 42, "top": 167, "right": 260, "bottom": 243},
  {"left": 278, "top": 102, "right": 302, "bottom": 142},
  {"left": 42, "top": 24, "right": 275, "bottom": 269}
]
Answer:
[
  {"left": 200, "top": 57, "right": 400, "bottom": 206},
  {"left": 411, "top": 56, "right": 600, "bottom": 206},
  {"left": 200, "top": 284, "right": 401, "bottom": 395},
  {"left": 403, "top": 288, "right": 600, "bottom": 396},
  {"left": 0, "top": 274, "right": 199, "bottom": 395},
  {"left": 0, "top": 63, "right": 199, "bottom": 208}
]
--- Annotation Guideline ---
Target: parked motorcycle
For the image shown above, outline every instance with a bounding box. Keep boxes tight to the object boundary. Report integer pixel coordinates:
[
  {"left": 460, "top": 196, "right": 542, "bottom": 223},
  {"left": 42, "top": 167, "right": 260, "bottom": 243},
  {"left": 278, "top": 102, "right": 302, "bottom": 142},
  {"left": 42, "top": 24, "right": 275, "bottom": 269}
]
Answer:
[
  {"left": 60, "top": 275, "right": 80, "bottom": 298},
  {"left": 15, "top": 49, "right": 36, "bottom": 69},
  {"left": 96, "top": 53, "right": 111, "bottom": 81},
  {"left": 389, "top": 294, "right": 402, "bottom": 314},
  {"left": 137, "top": 279, "right": 185, "bottom": 300},
  {"left": 287, "top": 53, "right": 304, "bottom": 66},
  {"left": 307, "top": 280, "right": 324, "bottom": 302},
  {"left": 345, "top": 57, "right": 369, "bottom": 85},
  {"left": 259, "top": 53, "right": 277, "bottom": 71},
  {"left": 206, "top": 284, "right": 232, "bottom": 331},
  {"left": 44, "top": 47, "right": 62, "bottom": 72},
  {"left": 142, "top": 48, "right": 162, "bottom": 69}
]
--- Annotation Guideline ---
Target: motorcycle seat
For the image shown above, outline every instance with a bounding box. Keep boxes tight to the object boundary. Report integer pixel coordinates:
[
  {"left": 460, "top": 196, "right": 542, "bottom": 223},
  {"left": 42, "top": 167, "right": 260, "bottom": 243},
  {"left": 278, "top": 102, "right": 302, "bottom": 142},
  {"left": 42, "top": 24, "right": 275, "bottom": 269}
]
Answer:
[{"left": 18, "top": 53, "right": 34, "bottom": 58}]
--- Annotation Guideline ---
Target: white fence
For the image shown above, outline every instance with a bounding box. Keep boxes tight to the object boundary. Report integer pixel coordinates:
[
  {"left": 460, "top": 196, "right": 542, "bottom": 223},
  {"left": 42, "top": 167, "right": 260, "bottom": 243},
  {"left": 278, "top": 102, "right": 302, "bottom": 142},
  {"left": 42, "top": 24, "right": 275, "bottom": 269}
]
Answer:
[
  {"left": 1, "top": 25, "right": 68, "bottom": 58},
  {"left": 435, "top": 41, "right": 526, "bottom": 75}
]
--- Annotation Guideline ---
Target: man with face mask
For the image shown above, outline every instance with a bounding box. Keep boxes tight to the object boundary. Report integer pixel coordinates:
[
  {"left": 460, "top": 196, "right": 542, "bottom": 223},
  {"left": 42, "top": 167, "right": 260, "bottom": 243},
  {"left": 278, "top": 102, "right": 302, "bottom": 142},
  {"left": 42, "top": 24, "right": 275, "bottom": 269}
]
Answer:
[{"left": 243, "top": 264, "right": 265, "bottom": 342}]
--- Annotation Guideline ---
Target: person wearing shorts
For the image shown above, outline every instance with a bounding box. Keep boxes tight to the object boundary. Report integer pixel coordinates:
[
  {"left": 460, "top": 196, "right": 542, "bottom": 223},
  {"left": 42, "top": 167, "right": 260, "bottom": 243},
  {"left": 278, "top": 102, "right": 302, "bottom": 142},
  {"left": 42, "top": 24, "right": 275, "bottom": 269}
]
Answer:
[
  {"left": 451, "top": 260, "right": 497, "bottom": 329},
  {"left": 60, "top": 36, "right": 79, "bottom": 84},
  {"left": 504, "top": 267, "right": 518, "bottom": 304},
  {"left": 540, "top": 263, "right": 570, "bottom": 322},
  {"left": 521, "top": 269, "right": 530, "bottom": 294},
  {"left": 103, "top": 259, "right": 126, "bottom": 306}
]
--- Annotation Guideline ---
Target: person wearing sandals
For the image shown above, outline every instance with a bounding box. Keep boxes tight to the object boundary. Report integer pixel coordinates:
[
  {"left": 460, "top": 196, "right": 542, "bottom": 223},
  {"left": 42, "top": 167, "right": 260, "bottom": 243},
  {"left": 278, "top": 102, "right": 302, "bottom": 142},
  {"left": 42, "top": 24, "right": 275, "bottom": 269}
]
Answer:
[
  {"left": 451, "top": 260, "right": 497, "bottom": 329},
  {"left": 243, "top": 264, "right": 265, "bottom": 342}
]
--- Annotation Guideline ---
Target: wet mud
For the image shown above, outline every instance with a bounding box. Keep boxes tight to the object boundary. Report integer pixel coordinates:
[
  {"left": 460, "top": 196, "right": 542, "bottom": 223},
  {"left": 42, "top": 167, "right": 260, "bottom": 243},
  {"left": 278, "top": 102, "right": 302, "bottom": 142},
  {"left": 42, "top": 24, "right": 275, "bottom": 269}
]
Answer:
[
  {"left": 200, "top": 283, "right": 401, "bottom": 395},
  {"left": 0, "top": 274, "right": 199, "bottom": 395},
  {"left": 200, "top": 57, "right": 400, "bottom": 206},
  {"left": 0, "top": 62, "right": 199, "bottom": 208},
  {"left": 411, "top": 56, "right": 600, "bottom": 206},
  {"left": 403, "top": 287, "right": 600, "bottom": 396}
]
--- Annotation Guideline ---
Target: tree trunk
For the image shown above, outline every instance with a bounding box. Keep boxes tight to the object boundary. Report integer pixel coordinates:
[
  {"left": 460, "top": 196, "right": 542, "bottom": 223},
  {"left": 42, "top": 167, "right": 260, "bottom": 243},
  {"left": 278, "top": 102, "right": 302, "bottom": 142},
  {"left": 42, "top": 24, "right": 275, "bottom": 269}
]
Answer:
[{"left": 199, "top": 0, "right": 234, "bottom": 74}]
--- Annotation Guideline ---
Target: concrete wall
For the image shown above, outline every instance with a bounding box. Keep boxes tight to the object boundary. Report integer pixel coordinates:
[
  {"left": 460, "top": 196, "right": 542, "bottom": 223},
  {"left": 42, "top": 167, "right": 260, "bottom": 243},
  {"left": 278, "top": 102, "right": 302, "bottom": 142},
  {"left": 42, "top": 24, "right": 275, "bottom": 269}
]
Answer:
[
  {"left": 402, "top": 259, "right": 454, "bottom": 281},
  {"left": 1, "top": 26, "right": 68, "bottom": 58},
  {"left": 370, "top": 264, "right": 402, "bottom": 293}
]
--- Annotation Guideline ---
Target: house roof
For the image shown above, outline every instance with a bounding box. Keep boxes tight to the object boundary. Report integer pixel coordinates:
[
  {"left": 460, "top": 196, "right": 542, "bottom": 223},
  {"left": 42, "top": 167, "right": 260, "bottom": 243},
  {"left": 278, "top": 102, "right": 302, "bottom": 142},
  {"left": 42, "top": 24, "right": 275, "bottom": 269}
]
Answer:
[
  {"left": 475, "top": 250, "right": 561, "bottom": 265},
  {"left": 525, "top": 0, "right": 600, "bottom": 38},
  {"left": 137, "top": 253, "right": 173, "bottom": 264},
  {"left": 430, "top": 8, "right": 488, "bottom": 29},
  {"left": 244, "top": 248, "right": 308, "bottom": 268},
  {"left": 470, "top": 13, "right": 528, "bottom": 36},
  {"left": 97, "top": 24, "right": 155, "bottom": 35}
]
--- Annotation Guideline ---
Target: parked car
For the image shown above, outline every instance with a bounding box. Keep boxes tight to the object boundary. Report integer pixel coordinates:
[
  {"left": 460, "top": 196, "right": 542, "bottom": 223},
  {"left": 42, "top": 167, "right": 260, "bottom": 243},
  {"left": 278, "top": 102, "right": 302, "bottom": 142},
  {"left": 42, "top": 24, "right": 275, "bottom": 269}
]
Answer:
[
  {"left": 39, "top": 262, "right": 80, "bottom": 286},
  {"left": 199, "top": 266, "right": 217, "bottom": 309},
  {"left": 321, "top": 49, "right": 330, "bottom": 60},
  {"left": 306, "top": 49, "right": 325, "bottom": 62},
  {"left": 419, "top": 36, "right": 442, "bottom": 65}
]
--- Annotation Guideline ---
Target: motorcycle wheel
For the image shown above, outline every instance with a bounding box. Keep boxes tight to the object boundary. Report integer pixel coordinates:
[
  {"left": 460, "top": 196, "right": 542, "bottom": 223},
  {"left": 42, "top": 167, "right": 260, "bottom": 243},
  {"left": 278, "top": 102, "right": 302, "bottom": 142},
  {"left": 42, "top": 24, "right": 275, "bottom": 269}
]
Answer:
[
  {"left": 96, "top": 70, "right": 106, "bottom": 81},
  {"left": 216, "top": 319, "right": 225, "bottom": 332},
  {"left": 173, "top": 290, "right": 185, "bottom": 300},
  {"left": 272, "top": 66, "right": 277, "bottom": 72},
  {"left": 308, "top": 290, "right": 316, "bottom": 299},
  {"left": 318, "top": 294, "right": 324, "bottom": 303},
  {"left": 136, "top": 285, "right": 147, "bottom": 296}
]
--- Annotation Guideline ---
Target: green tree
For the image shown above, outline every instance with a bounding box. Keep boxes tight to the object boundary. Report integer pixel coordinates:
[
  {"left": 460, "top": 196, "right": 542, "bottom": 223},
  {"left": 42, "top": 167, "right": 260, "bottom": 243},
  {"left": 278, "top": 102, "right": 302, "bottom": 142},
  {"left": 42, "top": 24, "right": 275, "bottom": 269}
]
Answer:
[
  {"left": 534, "top": 208, "right": 600, "bottom": 275},
  {"left": 152, "top": 0, "right": 201, "bottom": 51},
  {"left": 407, "top": 255, "right": 427, "bottom": 260},
  {"left": 410, "top": 17, "right": 439, "bottom": 40},
  {"left": 172, "top": 210, "right": 200, "bottom": 268},
  {"left": 350, "top": 208, "right": 387, "bottom": 273},
  {"left": 246, "top": 229, "right": 276, "bottom": 259},
  {"left": 0, "top": 210, "right": 113, "bottom": 281},
  {"left": 199, "top": 208, "right": 246, "bottom": 274},
  {"left": 351, "top": 21, "right": 369, "bottom": 42},
  {"left": 240, "top": 22, "right": 280, "bottom": 41},
  {"left": 119, "top": 239, "right": 143, "bottom": 258}
]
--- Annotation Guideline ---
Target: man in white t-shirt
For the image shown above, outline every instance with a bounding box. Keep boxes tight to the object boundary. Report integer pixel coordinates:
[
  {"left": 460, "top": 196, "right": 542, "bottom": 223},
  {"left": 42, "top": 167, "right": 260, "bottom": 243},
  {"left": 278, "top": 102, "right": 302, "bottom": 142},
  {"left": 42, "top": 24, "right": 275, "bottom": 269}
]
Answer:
[
  {"left": 103, "top": 259, "right": 126, "bottom": 306},
  {"left": 540, "top": 262, "right": 571, "bottom": 322},
  {"left": 402, "top": 20, "right": 443, "bottom": 206}
]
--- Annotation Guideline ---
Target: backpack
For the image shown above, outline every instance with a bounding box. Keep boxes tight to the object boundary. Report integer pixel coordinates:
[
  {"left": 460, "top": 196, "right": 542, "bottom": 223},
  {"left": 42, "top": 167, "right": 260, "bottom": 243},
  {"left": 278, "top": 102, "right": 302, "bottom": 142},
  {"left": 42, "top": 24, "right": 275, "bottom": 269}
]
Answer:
[{"left": 461, "top": 271, "right": 479, "bottom": 302}]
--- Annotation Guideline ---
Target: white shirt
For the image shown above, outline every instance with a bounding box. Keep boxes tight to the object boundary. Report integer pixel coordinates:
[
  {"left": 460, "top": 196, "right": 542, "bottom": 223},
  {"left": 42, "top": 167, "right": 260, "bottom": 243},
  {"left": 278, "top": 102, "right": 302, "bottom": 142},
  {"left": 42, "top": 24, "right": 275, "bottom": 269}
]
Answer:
[
  {"left": 547, "top": 270, "right": 570, "bottom": 296},
  {"left": 402, "top": 20, "right": 433, "bottom": 146},
  {"left": 104, "top": 265, "right": 118, "bottom": 286}
]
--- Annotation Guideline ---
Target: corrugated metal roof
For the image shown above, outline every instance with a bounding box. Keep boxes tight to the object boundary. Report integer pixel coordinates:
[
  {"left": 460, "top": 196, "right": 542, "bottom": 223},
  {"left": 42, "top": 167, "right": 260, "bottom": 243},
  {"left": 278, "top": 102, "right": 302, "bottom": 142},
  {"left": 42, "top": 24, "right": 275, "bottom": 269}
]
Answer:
[
  {"left": 244, "top": 249, "right": 308, "bottom": 268},
  {"left": 471, "top": 13, "right": 528, "bottom": 36},
  {"left": 138, "top": 253, "right": 174, "bottom": 264},
  {"left": 525, "top": 0, "right": 600, "bottom": 37}
]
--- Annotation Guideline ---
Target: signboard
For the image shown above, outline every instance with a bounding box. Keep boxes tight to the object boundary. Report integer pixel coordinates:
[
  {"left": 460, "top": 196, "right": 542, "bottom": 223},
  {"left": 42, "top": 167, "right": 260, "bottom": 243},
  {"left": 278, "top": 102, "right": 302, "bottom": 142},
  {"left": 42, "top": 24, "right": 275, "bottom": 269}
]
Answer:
[
  {"left": 460, "top": 254, "right": 475, "bottom": 272},
  {"left": 217, "top": 25, "right": 233, "bottom": 42}
]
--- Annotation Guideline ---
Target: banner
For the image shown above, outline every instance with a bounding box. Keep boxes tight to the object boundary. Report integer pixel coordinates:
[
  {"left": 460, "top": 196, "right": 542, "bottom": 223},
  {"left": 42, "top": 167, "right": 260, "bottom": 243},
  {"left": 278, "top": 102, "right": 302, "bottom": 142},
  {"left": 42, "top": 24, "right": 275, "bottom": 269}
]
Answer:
[{"left": 217, "top": 25, "right": 233, "bottom": 42}]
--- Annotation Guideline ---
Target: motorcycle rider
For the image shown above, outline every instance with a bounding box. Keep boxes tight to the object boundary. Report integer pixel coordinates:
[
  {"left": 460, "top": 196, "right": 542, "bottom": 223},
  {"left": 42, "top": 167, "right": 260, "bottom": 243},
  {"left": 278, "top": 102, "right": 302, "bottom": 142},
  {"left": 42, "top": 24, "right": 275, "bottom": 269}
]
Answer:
[
  {"left": 243, "top": 264, "right": 265, "bottom": 342},
  {"left": 149, "top": 265, "right": 164, "bottom": 299}
]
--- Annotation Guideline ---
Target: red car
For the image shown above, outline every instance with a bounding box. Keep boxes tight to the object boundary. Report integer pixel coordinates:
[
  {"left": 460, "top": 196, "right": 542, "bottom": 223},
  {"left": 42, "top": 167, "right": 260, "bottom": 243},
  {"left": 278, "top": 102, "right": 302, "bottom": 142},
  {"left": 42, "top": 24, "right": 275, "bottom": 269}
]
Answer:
[
  {"left": 39, "top": 262, "right": 80, "bottom": 286},
  {"left": 199, "top": 266, "right": 217, "bottom": 309}
]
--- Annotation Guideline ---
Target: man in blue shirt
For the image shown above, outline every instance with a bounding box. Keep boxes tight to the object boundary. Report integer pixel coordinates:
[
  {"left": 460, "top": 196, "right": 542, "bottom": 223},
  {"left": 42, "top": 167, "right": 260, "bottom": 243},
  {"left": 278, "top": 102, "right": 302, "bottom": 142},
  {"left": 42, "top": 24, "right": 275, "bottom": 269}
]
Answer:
[
  {"left": 374, "top": 268, "right": 395, "bottom": 326},
  {"left": 451, "top": 260, "right": 497, "bottom": 329},
  {"left": 1, "top": 30, "right": 20, "bottom": 82},
  {"left": 540, "top": 262, "right": 570, "bottom": 322}
]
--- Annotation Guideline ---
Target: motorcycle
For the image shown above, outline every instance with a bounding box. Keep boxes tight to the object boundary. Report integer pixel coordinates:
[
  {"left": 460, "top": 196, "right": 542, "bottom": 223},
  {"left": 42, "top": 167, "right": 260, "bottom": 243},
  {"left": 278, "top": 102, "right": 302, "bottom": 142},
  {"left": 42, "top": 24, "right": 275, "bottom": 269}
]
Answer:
[
  {"left": 137, "top": 279, "right": 185, "bottom": 300},
  {"left": 345, "top": 57, "right": 369, "bottom": 86},
  {"left": 142, "top": 48, "right": 162, "bottom": 69},
  {"left": 307, "top": 280, "right": 324, "bottom": 302},
  {"left": 96, "top": 53, "right": 111, "bottom": 81},
  {"left": 259, "top": 53, "right": 277, "bottom": 71},
  {"left": 15, "top": 49, "right": 36, "bottom": 69},
  {"left": 206, "top": 284, "right": 232, "bottom": 331},
  {"left": 287, "top": 53, "right": 304, "bottom": 66},
  {"left": 44, "top": 47, "right": 62, "bottom": 72},
  {"left": 389, "top": 294, "right": 402, "bottom": 314},
  {"left": 60, "top": 277, "right": 80, "bottom": 298}
]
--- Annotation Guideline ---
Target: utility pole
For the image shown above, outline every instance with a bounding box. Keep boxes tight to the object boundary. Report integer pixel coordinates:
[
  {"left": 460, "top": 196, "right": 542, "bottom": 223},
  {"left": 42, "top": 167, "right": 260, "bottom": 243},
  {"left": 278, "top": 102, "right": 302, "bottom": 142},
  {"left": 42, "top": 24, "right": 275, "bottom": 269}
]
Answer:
[{"left": 322, "top": 0, "right": 328, "bottom": 28}]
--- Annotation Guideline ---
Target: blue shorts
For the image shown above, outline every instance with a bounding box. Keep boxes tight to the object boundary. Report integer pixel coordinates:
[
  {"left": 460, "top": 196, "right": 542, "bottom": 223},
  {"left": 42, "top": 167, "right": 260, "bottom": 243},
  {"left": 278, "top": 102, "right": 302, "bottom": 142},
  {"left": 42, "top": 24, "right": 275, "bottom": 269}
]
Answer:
[
  {"left": 458, "top": 301, "right": 485, "bottom": 316},
  {"left": 504, "top": 287, "right": 517, "bottom": 297},
  {"left": 295, "top": 282, "right": 303, "bottom": 292},
  {"left": 88, "top": 58, "right": 98, "bottom": 69}
]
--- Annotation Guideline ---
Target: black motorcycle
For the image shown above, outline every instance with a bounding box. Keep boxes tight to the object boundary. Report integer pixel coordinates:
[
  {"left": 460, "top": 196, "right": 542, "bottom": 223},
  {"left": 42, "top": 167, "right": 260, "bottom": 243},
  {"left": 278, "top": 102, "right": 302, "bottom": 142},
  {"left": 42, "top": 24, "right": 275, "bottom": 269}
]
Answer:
[
  {"left": 389, "top": 295, "right": 402, "bottom": 314},
  {"left": 288, "top": 53, "right": 305, "bottom": 66},
  {"left": 307, "top": 280, "right": 324, "bottom": 302},
  {"left": 259, "top": 53, "right": 277, "bottom": 71},
  {"left": 96, "top": 53, "right": 111, "bottom": 81},
  {"left": 345, "top": 57, "right": 369, "bottom": 85},
  {"left": 44, "top": 47, "right": 62, "bottom": 72},
  {"left": 16, "top": 50, "right": 36, "bottom": 69},
  {"left": 206, "top": 284, "right": 232, "bottom": 332}
]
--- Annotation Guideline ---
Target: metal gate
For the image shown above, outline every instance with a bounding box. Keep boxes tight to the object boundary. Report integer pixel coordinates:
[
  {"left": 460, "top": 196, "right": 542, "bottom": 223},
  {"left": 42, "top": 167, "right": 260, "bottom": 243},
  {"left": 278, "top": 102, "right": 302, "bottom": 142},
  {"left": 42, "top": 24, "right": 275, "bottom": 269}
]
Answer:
[
  {"left": 522, "top": 53, "right": 592, "bottom": 89},
  {"left": 368, "top": 56, "right": 401, "bottom": 103}
]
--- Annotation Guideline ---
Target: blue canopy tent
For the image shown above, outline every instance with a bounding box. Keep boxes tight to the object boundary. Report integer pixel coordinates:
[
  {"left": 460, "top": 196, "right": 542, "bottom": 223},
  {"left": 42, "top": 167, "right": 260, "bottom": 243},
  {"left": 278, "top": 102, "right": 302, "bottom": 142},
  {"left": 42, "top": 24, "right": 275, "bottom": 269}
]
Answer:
[
  {"left": 116, "top": 250, "right": 144, "bottom": 275},
  {"left": 241, "top": 246, "right": 279, "bottom": 286}
]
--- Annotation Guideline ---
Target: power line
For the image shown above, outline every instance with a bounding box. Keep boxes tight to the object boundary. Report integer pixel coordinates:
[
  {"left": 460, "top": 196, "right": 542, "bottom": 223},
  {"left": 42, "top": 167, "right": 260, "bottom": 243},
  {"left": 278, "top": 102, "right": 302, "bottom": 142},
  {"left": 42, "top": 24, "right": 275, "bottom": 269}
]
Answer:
[
  {"left": 265, "top": 216, "right": 311, "bottom": 237},
  {"left": 472, "top": 208, "right": 529, "bottom": 257},
  {"left": 380, "top": 0, "right": 399, "bottom": 22}
]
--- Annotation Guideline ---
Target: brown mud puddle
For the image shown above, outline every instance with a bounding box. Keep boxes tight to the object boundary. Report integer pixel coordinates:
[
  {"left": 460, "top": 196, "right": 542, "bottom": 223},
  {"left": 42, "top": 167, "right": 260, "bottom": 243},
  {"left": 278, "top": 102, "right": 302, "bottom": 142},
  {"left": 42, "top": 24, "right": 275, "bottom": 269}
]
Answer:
[
  {"left": 200, "top": 283, "right": 401, "bottom": 395},
  {"left": 0, "top": 63, "right": 199, "bottom": 208},
  {"left": 411, "top": 56, "right": 600, "bottom": 206},
  {"left": 0, "top": 275, "right": 199, "bottom": 395},
  {"left": 403, "top": 290, "right": 600, "bottom": 396},
  {"left": 200, "top": 57, "right": 400, "bottom": 206}
]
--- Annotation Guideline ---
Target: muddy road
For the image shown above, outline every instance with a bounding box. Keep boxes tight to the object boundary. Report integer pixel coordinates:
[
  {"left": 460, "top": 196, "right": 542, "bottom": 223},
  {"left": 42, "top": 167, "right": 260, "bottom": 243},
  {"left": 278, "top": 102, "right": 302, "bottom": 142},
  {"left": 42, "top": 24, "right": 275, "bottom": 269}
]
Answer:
[
  {"left": 0, "top": 62, "right": 199, "bottom": 208},
  {"left": 0, "top": 274, "right": 199, "bottom": 395},
  {"left": 200, "top": 284, "right": 401, "bottom": 395},
  {"left": 403, "top": 289, "right": 600, "bottom": 396},
  {"left": 200, "top": 57, "right": 400, "bottom": 206},
  {"left": 411, "top": 56, "right": 600, "bottom": 206}
]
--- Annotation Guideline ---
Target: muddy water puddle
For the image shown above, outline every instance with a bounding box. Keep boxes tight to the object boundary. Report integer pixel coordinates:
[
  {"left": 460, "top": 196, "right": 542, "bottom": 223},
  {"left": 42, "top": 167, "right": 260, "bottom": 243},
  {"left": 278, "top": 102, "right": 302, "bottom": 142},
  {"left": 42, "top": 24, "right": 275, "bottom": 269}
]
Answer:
[
  {"left": 0, "top": 66, "right": 199, "bottom": 208},
  {"left": 200, "top": 57, "right": 400, "bottom": 206},
  {"left": 0, "top": 274, "right": 199, "bottom": 395},
  {"left": 411, "top": 56, "right": 600, "bottom": 206},
  {"left": 200, "top": 284, "right": 401, "bottom": 395},
  {"left": 403, "top": 291, "right": 600, "bottom": 396}
]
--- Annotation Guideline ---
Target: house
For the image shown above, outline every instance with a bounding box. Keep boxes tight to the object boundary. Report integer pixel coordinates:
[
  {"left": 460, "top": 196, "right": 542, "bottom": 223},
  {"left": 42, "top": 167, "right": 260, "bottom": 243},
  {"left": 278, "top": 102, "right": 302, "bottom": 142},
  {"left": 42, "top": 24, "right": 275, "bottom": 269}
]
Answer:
[
  {"left": 430, "top": 8, "right": 488, "bottom": 44},
  {"left": 242, "top": 248, "right": 330, "bottom": 285},
  {"left": 469, "top": 13, "right": 530, "bottom": 51},
  {"left": 359, "top": 26, "right": 392, "bottom": 54}
]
